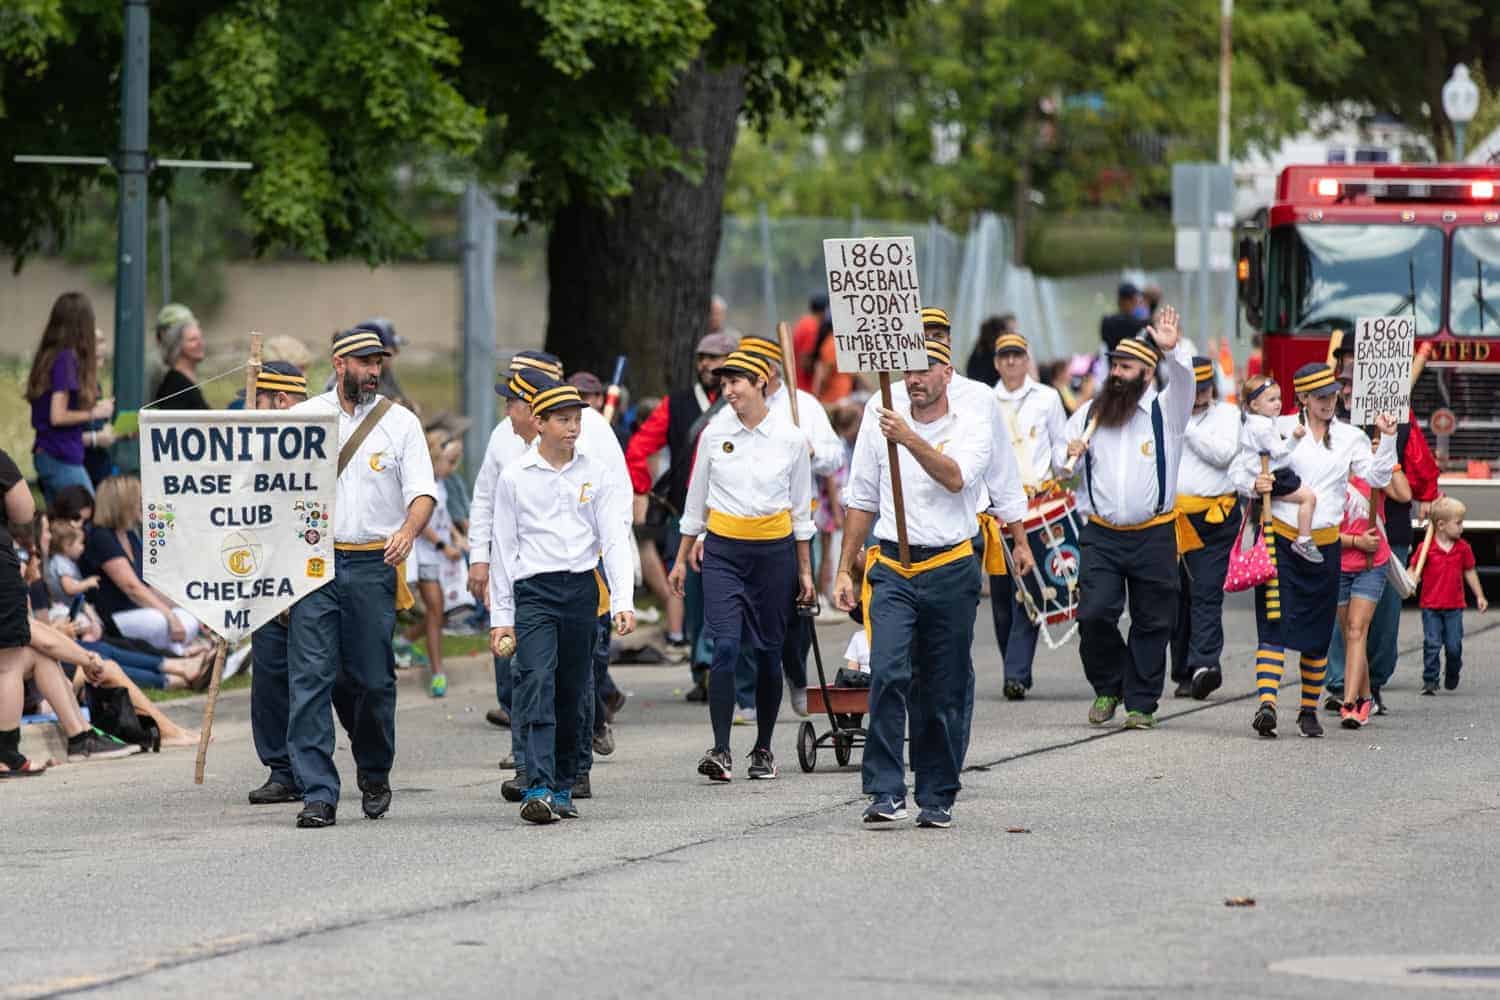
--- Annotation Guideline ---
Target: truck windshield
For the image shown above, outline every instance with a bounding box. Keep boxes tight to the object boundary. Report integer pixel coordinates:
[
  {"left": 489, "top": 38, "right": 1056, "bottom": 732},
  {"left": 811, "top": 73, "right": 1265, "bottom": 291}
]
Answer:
[
  {"left": 1451, "top": 226, "right": 1500, "bottom": 335},
  {"left": 1268, "top": 224, "right": 1443, "bottom": 334}
]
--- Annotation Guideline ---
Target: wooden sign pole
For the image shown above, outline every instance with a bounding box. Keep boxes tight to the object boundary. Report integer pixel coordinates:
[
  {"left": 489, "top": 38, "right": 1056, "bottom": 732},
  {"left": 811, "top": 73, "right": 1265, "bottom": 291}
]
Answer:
[
  {"left": 194, "top": 332, "right": 261, "bottom": 785},
  {"left": 879, "top": 372, "right": 911, "bottom": 567}
]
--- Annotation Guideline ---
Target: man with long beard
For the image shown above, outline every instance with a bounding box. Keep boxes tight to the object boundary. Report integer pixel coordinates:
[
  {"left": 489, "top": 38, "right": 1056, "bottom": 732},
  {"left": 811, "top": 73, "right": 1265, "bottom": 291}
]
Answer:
[{"left": 1060, "top": 307, "right": 1192, "bottom": 729}]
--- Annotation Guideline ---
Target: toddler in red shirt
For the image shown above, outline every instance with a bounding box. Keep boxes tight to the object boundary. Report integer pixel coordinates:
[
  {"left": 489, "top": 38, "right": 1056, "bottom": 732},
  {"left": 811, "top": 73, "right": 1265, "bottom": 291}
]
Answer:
[{"left": 1413, "top": 497, "right": 1488, "bottom": 694}]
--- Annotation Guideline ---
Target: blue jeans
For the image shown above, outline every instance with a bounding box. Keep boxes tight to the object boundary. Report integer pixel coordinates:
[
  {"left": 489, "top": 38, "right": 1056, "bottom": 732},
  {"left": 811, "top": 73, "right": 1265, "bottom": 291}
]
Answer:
[
  {"left": 1326, "top": 544, "right": 1407, "bottom": 695},
  {"left": 80, "top": 639, "right": 166, "bottom": 689},
  {"left": 1421, "top": 609, "right": 1463, "bottom": 686},
  {"left": 33, "top": 451, "right": 94, "bottom": 505}
]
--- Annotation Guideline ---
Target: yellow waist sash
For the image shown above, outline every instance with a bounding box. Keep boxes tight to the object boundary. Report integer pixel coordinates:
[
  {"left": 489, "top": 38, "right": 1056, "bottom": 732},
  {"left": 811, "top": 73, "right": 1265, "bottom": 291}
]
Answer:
[
  {"left": 976, "top": 513, "right": 1008, "bottom": 576},
  {"left": 1173, "top": 493, "right": 1238, "bottom": 555},
  {"left": 858, "top": 539, "right": 975, "bottom": 645},
  {"left": 1270, "top": 518, "right": 1339, "bottom": 547},
  {"left": 707, "top": 508, "right": 792, "bottom": 541},
  {"left": 334, "top": 541, "right": 414, "bottom": 612},
  {"left": 1087, "top": 510, "right": 1177, "bottom": 533},
  {"left": 594, "top": 568, "right": 609, "bottom": 617}
]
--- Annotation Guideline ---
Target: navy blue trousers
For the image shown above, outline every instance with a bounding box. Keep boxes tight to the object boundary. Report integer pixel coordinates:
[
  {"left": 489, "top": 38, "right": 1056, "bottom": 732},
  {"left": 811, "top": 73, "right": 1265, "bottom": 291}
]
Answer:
[
  {"left": 1077, "top": 520, "right": 1178, "bottom": 715},
  {"left": 287, "top": 549, "right": 398, "bottom": 806},
  {"left": 515, "top": 572, "right": 598, "bottom": 794},
  {"left": 989, "top": 572, "right": 1041, "bottom": 688},
  {"left": 1169, "top": 506, "right": 1238, "bottom": 682},
  {"left": 863, "top": 545, "right": 980, "bottom": 810},
  {"left": 254, "top": 615, "right": 357, "bottom": 792}
]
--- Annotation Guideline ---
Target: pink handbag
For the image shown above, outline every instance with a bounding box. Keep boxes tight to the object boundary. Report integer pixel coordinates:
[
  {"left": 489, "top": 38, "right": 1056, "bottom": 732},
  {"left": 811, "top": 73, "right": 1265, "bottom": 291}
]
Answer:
[{"left": 1223, "top": 505, "right": 1277, "bottom": 593}]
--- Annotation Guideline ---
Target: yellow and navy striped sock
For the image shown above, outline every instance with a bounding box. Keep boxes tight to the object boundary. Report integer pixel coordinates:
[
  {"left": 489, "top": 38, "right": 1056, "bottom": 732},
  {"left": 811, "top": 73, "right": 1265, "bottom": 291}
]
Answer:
[
  {"left": 1299, "top": 654, "right": 1328, "bottom": 711},
  {"left": 1256, "top": 645, "right": 1284, "bottom": 706}
]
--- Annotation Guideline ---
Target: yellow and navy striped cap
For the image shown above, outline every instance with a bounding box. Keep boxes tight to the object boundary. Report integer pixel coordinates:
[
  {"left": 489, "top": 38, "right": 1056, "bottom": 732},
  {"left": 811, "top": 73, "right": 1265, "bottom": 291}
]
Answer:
[
  {"left": 529, "top": 380, "right": 588, "bottom": 417},
  {"left": 920, "top": 307, "right": 951, "bottom": 331},
  {"left": 255, "top": 361, "right": 308, "bottom": 396},
  {"left": 994, "top": 332, "right": 1028, "bottom": 355},
  {"left": 1192, "top": 356, "right": 1215, "bottom": 384},
  {"left": 737, "top": 335, "right": 781, "bottom": 365},
  {"left": 509, "top": 350, "right": 564, "bottom": 380},
  {"left": 713, "top": 350, "right": 773, "bottom": 383},
  {"left": 1109, "top": 334, "right": 1160, "bottom": 368},
  {"left": 331, "top": 324, "right": 391, "bottom": 359},
  {"left": 499, "top": 369, "right": 546, "bottom": 402},
  {"left": 1292, "top": 362, "right": 1339, "bottom": 397},
  {"left": 925, "top": 338, "right": 952, "bottom": 367},
  {"left": 496, "top": 351, "right": 563, "bottom": 398}
]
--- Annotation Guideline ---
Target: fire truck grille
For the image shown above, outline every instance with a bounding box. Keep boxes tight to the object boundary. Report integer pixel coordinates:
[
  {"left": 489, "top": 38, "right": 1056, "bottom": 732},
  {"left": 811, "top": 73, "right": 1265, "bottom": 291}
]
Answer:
[{"left": 1412, "top": 369, "right": 1500, "bottom": 463}]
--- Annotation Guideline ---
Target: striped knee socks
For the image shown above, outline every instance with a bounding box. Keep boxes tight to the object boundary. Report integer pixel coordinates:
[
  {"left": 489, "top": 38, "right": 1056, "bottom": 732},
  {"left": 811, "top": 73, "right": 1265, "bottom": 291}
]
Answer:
[
  {"left": 1300, "top": 654, "right": 1327, "bottom": 711},
  {"left": 1256, "top": 645, "right": 1284, "bottom": 706}
]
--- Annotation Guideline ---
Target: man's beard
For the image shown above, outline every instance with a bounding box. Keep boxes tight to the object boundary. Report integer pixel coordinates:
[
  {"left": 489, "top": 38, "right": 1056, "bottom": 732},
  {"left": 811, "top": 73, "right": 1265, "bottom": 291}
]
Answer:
[
  {"left": 1094, "top": 373, "right": 1147, "bottom": 428},
  {"left": 342, "top": 371, "right": 376, "bottom": 406},
  {"left": 698, "top": 369, "right": 720, "bottom": 393}
]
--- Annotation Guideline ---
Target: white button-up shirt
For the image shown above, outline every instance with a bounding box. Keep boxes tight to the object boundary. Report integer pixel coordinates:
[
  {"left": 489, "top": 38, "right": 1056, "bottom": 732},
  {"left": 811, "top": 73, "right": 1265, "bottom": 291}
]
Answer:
[
  {"left": 1178, "top": 400, "right": 1241, "bottom": 498},
  {"left": 488, "top": 447, "right": 634, "bottom": 627},
  {"left": 845, "top": 392, "right": 993, "bottom": 548},
  {"left": 993, "top": 376, "right": 1068, "bottom": 491},
  {"left": 291, "top": 392, "right": 436, "bottom": 544},
  {"left": 872, "top": 370, "right": 1009, "bottom": 514},
  {"left": 1060, "top": 343, "right": 1194, "bottom": 526},
  {"left": 768, "top": 382, "right": 845, "bottom": 477},
  {"left": 680, "top": 408, "right": 815, "bottom": 541},
  {"left": 1230, "top": 416, "right": 1397, "bottom": 531}
]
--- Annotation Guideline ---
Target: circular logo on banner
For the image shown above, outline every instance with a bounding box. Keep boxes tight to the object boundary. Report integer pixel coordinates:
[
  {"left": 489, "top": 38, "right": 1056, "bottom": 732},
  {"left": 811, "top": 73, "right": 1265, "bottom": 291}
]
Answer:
[
  {"left": 722, "top": 441, "right": 735, "bottom": 453},
  {"left": 221, "top": 530, "right": 263, "bottom": 578},
  {"left": 1430, "top": 407, "right": 1457, "bottom": 436}
]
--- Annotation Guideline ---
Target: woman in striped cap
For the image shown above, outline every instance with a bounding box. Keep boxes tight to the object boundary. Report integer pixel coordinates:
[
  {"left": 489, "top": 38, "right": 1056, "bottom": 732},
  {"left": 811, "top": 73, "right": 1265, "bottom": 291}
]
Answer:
[
  {"left": 669, "top": 350, "right": 815, "bottom": 782},
  {"left": 1230, "top": 362, "right": 1396, "bottom": 740}
]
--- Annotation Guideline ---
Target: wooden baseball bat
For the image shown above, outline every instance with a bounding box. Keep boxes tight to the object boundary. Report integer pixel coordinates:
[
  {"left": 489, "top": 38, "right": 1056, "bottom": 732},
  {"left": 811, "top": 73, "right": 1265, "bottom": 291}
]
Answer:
[
  {"left": 1060, "top": 416, "right": 1098, "bottom": 477},
  {"left": 776, "top": 321, "right": 800, "bottom": 427},
  {"left": 1410, "top": 520, "right": 1437, "bottom": 586},
  {"left": 602, "top": 354, "right": 627, "bottom": 424}
]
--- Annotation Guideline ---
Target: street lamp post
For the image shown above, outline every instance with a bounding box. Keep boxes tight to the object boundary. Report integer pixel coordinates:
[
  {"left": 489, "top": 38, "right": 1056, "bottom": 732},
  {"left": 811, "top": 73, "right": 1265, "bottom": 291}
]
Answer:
[{"left": 1442, "top": 64, "right": 1479, "bottom": 162}]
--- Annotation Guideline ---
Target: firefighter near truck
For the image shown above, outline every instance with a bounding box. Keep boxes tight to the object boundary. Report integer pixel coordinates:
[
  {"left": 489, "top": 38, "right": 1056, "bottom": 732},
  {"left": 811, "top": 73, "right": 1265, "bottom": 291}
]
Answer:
[{"left": 1237, "top": 163, "right": 1500, "bottom": 572}]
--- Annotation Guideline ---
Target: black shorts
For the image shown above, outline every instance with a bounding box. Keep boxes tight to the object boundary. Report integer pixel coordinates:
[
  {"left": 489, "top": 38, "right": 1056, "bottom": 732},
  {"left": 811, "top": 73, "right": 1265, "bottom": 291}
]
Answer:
[
  {"left": 0, "top": 558, "right": 32, "bottom": 650},
  {"left": 1270, "top": 468, "right": 1302, "bottom": 498}
]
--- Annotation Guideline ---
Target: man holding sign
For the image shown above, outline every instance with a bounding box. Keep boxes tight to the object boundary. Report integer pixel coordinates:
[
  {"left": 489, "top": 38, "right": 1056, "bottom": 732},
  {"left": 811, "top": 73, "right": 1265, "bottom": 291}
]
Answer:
[{"left": 286, "top": 326, "right": 436, "bottom": 829}]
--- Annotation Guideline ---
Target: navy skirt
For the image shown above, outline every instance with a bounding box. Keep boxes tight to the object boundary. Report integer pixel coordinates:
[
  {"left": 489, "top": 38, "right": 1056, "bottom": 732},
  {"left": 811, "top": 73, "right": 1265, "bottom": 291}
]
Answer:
[
  {"left": 1255, "top": 536, "right": 1341, "bottom": 655},
  {"left": 701, "top": 533, "right": 797, "bottom": 652}
]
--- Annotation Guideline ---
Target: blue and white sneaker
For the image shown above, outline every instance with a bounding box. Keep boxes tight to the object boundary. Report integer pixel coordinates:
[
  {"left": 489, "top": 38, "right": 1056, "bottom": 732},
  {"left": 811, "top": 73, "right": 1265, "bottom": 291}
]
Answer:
[
  {"left": 915, "top": 805, "right": 952, "bottom": 829},
  {"left": 553, "top": 788, "right": 579, "bottom": 819},
  {"left": 863, "top": 795, "right": 908, "bottom": 824},
  {"left": 519, "top": 787, "right": 558, "bottom": 824}
]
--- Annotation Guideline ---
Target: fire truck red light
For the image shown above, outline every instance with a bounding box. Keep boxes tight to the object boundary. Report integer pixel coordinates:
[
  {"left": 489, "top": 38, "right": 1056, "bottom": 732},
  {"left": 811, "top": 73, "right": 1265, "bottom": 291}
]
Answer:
[
  {"left": 1315, "top": 178, "right": 1340, "bottom": 197},
  {"left": 1472, "top": 181, "right": 1495, "bottom": 199}
]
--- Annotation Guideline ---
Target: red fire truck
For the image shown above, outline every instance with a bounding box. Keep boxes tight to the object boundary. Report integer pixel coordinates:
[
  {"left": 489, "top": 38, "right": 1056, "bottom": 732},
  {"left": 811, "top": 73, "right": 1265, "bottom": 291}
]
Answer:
[{"left": 1238, "top": 163, "right": 1500, "bottom": 569}]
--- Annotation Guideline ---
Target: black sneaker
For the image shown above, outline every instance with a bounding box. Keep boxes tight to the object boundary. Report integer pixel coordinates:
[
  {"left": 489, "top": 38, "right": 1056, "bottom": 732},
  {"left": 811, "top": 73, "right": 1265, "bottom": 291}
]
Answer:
[
  {"left": 863, "top": 796, "right": 908, "bottom": 824},
  {"left": 1444, "top": 667, "right": 1461, "bottom": 691},
  {"left": 915, "top": 805, "right": 952, "bottom": 829},
  {"left": 296, "top": 801, "right": 336, "bottom": 828},
  {"left": 747, "top": 747, "right": 778, "bottom": 780},
  {"left": 66, "top": 729, "right": 140, "bottom": 762},
  {"left": 248, "top": 779, "right": 300, "bottom": 805},
  {"left": 684, "top": 679, "right": 709, "bottom": 703},
  {"left": 1422, "top": 683, "right": 1438, "bottom": 696},
  {"left": 1251, "top": 703, "right": 1278, "bottom": 739},
  {"left": 1190, "top": 666, "right": 1223, "bottom": 700},
  {"left": 1003, "top": 680, "right": 1027, "bottom": 701},
  {"left": 501, "top": 770, "right": 528, "bottom": 803},
  {"left": 573, "top": 773, "right": 592, "bottom": 799},
  {"left": 1323, "top": 691, "right": 1343, "bottom": 714},
  {"left": 1297, "top": 710, "right": 1323, "bottom": 738},
  {"left": 1371, "top": 689, "right": 1389, "bottom": 716},
  {"left": 359, "top": 778, "right": 391, "bottom": 820},
  {"left": 1172, "top": 681, "right": 1193, "bottom": 698},
  {"left": 697, "top": 747, "right": 732, "bottom": 782}
]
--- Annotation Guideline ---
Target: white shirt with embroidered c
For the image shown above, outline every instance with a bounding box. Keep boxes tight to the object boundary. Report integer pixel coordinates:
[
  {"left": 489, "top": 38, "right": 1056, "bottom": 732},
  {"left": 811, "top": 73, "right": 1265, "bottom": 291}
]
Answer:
[
  {"left": 680, "top": 407, "right": 815, "bottom": 541},
  {"left": 1179, "top": 400, "right": 1241, "bottom": 497},
  {"left": 488, "top": 446, "right": 634, "bottom": 628},
  {"left": 844, "top": 391, "right": 993, "bottom": 548},
  {"left": 1229, "top": 416, "right": 1397, "bottom": 531},
  {"left": 291, "top": 392, "right": 437, "bottom": 544},
  {"left": 1059, "top": 342, "right": 1194, "bottom": 526},
  {"left": 993, "top": 376, "right": 1068, "bottom": 491}
]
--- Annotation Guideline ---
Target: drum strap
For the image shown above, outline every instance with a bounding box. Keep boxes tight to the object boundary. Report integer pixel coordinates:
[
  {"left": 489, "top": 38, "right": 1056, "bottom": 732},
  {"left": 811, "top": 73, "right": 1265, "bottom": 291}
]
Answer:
[
  {"left": 1082, "top": 398, "right": 1166, "bottom": 516},
  {"left": 998, "top": 398, "right": 1038, "bottom": 488}
]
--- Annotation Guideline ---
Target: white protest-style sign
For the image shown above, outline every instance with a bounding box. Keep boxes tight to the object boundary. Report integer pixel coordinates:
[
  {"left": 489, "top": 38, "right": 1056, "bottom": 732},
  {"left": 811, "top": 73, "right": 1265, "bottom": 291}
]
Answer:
[
  {"left": 139, "top": 410, "right": 338, "bottom": 642},
  {"left": 823, "top": 236, "right": 927, "bottom": 373},
  {"left": 1351, "top": 316, "right": 1415, "bottom": 425}
]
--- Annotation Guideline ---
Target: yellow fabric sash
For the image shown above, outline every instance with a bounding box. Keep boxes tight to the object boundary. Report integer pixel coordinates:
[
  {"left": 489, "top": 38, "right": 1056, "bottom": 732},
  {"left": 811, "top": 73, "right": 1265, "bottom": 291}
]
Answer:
[
  {"left": 594, "top": 568, "right": 609, "bottom": 617},
  {"left": 707, "top": 508, "right": 792, "bottom": 541},
  {"left": 1087, "top": 510, "right": 1177, "bottom": 533},
  {"left": 1173, "top": 493, "right": 1238, "bottom": 555},
  {"left": 858, "top": 539, "right": 975, "bottom": 645},
  {"left": 1270, "top": 519, "right": 1339, "bottom": 547},
  {"left": 976, "top": 513, "right": 1008, "bottom": 576},
  {"left": 334, "top": 541, "right": 414, "bottom": 612}
]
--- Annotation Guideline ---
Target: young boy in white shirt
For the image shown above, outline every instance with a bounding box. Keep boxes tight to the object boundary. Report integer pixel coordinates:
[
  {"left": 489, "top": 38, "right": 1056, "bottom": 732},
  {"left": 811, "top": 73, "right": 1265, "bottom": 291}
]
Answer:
[{"left": 489, "top": 379, "right": 635, "bottom": 824}]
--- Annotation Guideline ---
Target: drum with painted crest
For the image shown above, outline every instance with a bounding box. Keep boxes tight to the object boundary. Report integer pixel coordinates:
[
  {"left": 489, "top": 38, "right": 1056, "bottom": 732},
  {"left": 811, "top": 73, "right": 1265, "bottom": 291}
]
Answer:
[{"left": 1003, "top": 488, "right": 1083, "bottom": 649}]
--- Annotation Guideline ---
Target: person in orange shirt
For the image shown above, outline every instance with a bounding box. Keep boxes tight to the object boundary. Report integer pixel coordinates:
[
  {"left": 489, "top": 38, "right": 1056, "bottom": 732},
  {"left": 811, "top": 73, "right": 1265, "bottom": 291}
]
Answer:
[
  {"left": 812, "top": 315, "right": 860, "bottom": 405},
  {"left": 791, "top": 293, "right": 828, "bottom": 392}
]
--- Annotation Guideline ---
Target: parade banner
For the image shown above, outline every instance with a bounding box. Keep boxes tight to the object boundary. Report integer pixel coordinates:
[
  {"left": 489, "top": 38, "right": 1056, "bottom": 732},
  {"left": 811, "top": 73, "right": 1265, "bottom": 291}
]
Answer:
[
  {"left": 1351, "top": 316, "right": 1414, "bottom": 424},
  {"left": 139, "top": 410, "right": 338, "bottom": 642},
  {"left": 823, "top": 236, "right": 926, "bottom": 373}
]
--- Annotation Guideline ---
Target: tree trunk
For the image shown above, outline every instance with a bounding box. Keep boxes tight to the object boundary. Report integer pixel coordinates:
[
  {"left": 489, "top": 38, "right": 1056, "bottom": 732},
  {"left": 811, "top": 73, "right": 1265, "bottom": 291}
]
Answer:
[{"left": 545, "top": 60, "right": 748, "bottom": 395}]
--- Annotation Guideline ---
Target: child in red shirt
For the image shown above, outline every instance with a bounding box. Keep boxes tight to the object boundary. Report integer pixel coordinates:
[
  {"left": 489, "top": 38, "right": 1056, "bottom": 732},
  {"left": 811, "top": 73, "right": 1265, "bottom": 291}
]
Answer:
[{"left": 1413, "top": 497, "right": 1488, "bottom": 694}]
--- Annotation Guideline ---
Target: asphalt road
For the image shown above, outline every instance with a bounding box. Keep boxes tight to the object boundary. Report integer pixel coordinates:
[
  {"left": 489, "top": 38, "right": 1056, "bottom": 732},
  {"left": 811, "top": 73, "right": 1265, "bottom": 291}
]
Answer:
[{"left": 5, "top": 597, "right": 1500, "bottom": 999}]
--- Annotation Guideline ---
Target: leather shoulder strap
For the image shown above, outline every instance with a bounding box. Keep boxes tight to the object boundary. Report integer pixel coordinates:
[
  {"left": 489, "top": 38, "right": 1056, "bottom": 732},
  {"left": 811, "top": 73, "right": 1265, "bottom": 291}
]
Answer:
[{"left": 338, "top": 397, "right": 394, "bottom": 477}]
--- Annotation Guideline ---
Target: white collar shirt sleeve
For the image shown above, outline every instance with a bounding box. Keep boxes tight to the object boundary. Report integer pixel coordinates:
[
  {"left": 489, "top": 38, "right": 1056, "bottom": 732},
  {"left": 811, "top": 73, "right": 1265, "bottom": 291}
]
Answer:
[
  {"left": 579, "top": 406, "right": 633, "bottom": 532},
  {"left": 1179, "top": 400, "right": 1241, "bottom": 497},
  {"left": 1269, "top": 421, "right": 1396, "bottom": 530},
  {"left": 468, "top": 419, "right": 526, "bottom": 565}
]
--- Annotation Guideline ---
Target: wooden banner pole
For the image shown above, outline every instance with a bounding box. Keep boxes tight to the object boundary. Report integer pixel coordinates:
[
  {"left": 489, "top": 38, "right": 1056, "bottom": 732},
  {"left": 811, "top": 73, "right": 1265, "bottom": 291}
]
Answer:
[
  {"left": 193, "top": 635, "right": 228, "bottom": 785},
  {"left": 879, "top": 372, "right": 911, "bottom": 567}
]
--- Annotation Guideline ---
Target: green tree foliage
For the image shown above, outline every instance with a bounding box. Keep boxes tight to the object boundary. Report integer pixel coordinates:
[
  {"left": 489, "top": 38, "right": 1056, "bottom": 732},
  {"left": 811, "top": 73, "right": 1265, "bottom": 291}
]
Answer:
[{"left": 0, "top": 0, "right": 485, "bottom": 267}]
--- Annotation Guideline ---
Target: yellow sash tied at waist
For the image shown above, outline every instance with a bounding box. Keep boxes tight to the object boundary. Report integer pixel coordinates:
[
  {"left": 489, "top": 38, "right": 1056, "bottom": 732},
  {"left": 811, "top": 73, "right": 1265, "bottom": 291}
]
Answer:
[
  {"left": 334, "top": 541, "right": 414, "bottom": 612},
  {"left": 1086, "top": 510, "right": 1177, "bottom": 533},
  {"left": 1173, "top": 494, "right": 1238, "bottom": 555},
  {"left": 594, "top": 568, "right": 609, "bottom": 617},
  {"left": 976, "top": 513, "right": 1008, "bottom": 576},
  {"left": 1270, "top": 519, "right": 1340, "bottom": 547},
  {"left": 706, "top": 508, "right": 793, "bottom": 541},
  {"left": 859, "top": 538, "right": 975, "bottom": 645}
]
